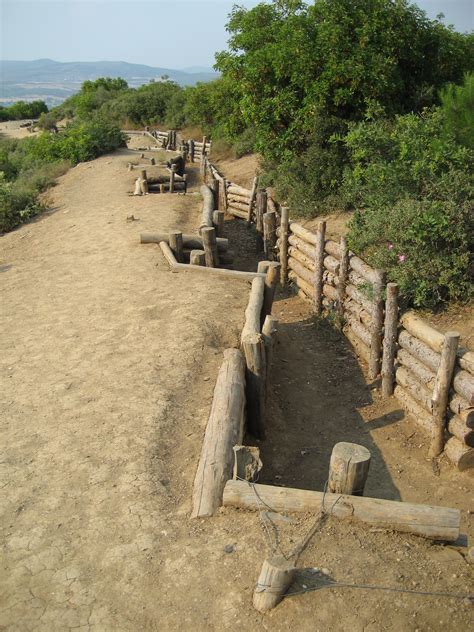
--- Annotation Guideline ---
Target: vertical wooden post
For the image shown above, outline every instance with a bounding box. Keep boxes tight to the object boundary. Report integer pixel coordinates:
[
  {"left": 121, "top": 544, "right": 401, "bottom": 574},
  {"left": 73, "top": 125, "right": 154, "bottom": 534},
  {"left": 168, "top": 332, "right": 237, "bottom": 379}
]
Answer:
[
  {"left": 190, "top": 250, "right": 206, "bottom": 266},
  {"left": 253, "top": 556, "right": 296, "bottom": 613},
  {"left": 140, "top": 169, "right": 147, "bottom": 181},
  {"left": 247, "top": 176, "right": 259, "bottom": 225},
  {"left": 169, "top": 164, "right": 176, "bottom": 193},
  {"left": 262, "top": 314, "right": 278, "bottom": 385},
  {"left": 429, "top": 331, "right": 460, "bottom": 457},
  {"left": 221, "top": 177, "right": 228, "bottom": 212},
  {"left": 255, "top": 189, "right": 267, "bottom": 251},
  {"left": 201, "top": 227, "right": 219, "bottom": 268},
  {"left": 381, "top": 283, "right": 399, "bottom": 396},
  {"left": 213, "top": 177, "right": 220, "bottom": 209},
  {"left": 213, "top": 210, "right": 225, "bottom": 238},
  {"left": 313, "top": 220, "right": 326, "bottom": 315},
  {"left": 263, "top": 211, "right": 277, "bottom": 260},
  {"left": 168, "top": 231, "right": 184, "bottom": 263},
  {"left": 337, "top": 236, "right": 349, "bottom": 317},
  {"left": 182, "top": 174, "right": 188, "bottom": 194},
  {"left": 369, "top": 270, "right": 386, "bottom": 380},
  {"left": 279, "top": 207, "right": 289, "bottom": 285},
  {"left": 189, "top": 139, "right": 195, "bottom": 163},
  {"left": 150, "top": 157, "right": 156, "bottom": 165},
  {"left": 328, "top": 442, "right": 371, "bottom": 496},
  {"left": 202, "top": 135, "right": 207, "bottom": 155},
  {"left": 242, "top": 332, "right": 266, "bottom": 439},
  {"left": 262, "top": 262, "right": 280, "bottom": 323}
]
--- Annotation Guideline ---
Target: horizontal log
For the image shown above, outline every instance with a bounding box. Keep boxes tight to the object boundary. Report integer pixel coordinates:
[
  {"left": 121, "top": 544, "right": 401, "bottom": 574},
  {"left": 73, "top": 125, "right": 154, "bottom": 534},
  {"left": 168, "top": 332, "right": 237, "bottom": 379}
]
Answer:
[
  {"left": 325, "top": 239, "right": 341, "bottom": 260},
  {"left": 289, "top": 222, "right": 317, "bottom": 246},
  {"left": 398, "top": 330, "right": 440, "bottom": 373},
  {"left": 400, "top": 312, "right": 444, "bottom": 353},
  {"left": 449, "top": 393, "right": 474, "bottom": 428},
  {"left": 324, "top": 255, "right": 340, "bottom": 275},
  {"left": 288, "top": 257, "right": 313, "bottom": 286},
  {"left": 350, "top": 255, "right": 380, "bottom": 285},
  {"left": 241, "top": 276, "right": 265, "bottom": 341},
  {"left": 223, "top": 480, "right": 460, "bottom": 541},
  {"left": 227, "top": 200, "right": 249, "bottom": 213},
  {"left": 228, "top": 184, "right": 252, "bottom": 197},
  {"left": 159, "top": 241, "right": 177, "bottom": 267},
  {"left": 344, "top": 324, "right": 370, "bottom": 363},
  {"left": 346, "top": 315, "right": 371, "bottom": 347},
  {"left": 288, "top": 234, "right": 316, "bottom": 259},
  {"left": 288, "top": 246, "right": 315, "bottom": 272},
  {"left": 444, "top": 436, "right": 474, "bottom": 471},
  {"left": 175, "top": 263, "right": 264, "bottom": 281},
  {"left": 140, "top": 232, "right": 229, "bottom": 252},
  {"left": 323, "top": 283, "right": 338, "bottom": 302},
  {"left": 348, "top": 270, "right": 368, "bottom": 289},
  {"left": 397, "top": 348, "right": 436, "bottom": 389},
  {"left": 298, "top": 288, "right": 312, "bottom": 304},
  {"left": 346, "top": 283, "right": 374, "bottom": 313},
  {"left": 457, "top": 348, "right": 474, "bottom": 376},
  {"left": 323, "top": 270, "right": 338, "bottom": 287},
  {"left": 448, "top": 415, "right": 474, "bottom": 447},
  {"left": 226, "top": 206, "right": 248, "bottom": 220},
  {"left": 393, "top": 385, "right": 434, "bottom": 437},
  {"left": 289, "top": 269, "right": 313, "bottom": 300},
  {"left": 344, "top": 298, "right": 373, "bottom": 329},
  {"left": 395, "top": 365, "right": 432, "bottom": 412},
  {"left": 453, "top": 367, "right": 474, "bottom": 406}
]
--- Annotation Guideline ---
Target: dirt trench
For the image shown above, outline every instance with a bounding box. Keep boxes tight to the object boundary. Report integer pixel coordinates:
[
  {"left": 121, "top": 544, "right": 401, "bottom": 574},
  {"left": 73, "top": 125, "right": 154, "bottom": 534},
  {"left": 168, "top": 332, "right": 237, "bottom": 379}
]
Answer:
[{"left": 1, "top": 143, "right": 473, "bottom": 632}]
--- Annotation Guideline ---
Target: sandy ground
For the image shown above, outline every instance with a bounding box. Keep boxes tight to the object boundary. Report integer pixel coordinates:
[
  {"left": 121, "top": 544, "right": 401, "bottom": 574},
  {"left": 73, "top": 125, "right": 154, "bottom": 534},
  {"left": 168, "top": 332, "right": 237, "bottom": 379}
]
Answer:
[
  {"left": 1, "top": 141, "right": 473, "bottom": 631},
  {"left": 0, "top": 119, "right": 39, "bottom": 140}
]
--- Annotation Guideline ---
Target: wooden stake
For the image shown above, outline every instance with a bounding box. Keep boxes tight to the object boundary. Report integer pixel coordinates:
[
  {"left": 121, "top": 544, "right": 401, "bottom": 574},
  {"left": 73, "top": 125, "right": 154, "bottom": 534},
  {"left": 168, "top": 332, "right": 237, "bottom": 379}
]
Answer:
[
  {"left": 233, "top": 445, "right": 262, "bottom": 482},
  {"left": 313, "top": 221, "right": 326, "bottom": 314},
  {"left": 263, "top": 211, "right": 277, "bottom": 260},
  {"left": 381, "top": 283, "right": 399, "bottom": 396},
  {"left": 242, "top": 332, "right": 266, "bottom": 439},
  {"left": 247, "top": 176, "right": 258, "bottom": 225},
  {"left": 262, "top": 262, "right": 280, "bottom": 323},
  {"left": 213, "top": 210, "right": 225, "bottom": 237},
  {"left": 190, "top": 249, "right": 205, "bottom": 266},
  {"left": 255, "top": 189, "right": 267, "bottom": 251},
  {"left": 429, "top": 331, "right": 460, "bottom": 457},
  {"left": 189, "top": 139, "right": 195, "bottom": 162},
  {"left": 262, "top": 314, "right": 278, "bottom": 385},
  {"left": 279, "top": 207, "right": 289, "bottom": 285},
  {"left": 169, "top": 231, "right": 184, "bottom": 263},
  {"left": 369, "top": 270, "right": 386, "bottom": 380},
  {"left": 169, "top": 164, "right": 177, "bottom": 193},
  {"left": 328, "top": 442, "right": 371, "bottom": 495},
  {"left": 337, "top": 236, "right": 349, "bottom": 317},
  {"left": 201, "top": 226, "right": 219, "bottom": 268},
  {"left": 253, "top": 556, "right": 296, "bottom": 613}
]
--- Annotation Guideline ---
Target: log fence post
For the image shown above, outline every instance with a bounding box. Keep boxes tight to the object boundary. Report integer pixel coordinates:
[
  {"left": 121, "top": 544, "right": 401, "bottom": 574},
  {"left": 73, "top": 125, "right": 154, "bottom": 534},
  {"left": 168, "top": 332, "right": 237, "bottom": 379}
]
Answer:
[
  {"left": 381, "top": 283, "right": 399, "bottom": 396},
  {"left": 213, "top": 210, "right": 225, "bottom": 238},
  {"left": 247, "top": 176, "right": 258, "bottom": 225},
  {"left": 169, "top": 231, "right": 184, "bottom": 263},
  {"left": 201, "top": 227, "right": 219, "bottom": 268},
  {"left": 429, "top": 331, "right": 460, "bottom": 457},
  {"left": 279, "top": 207, "right": 289, "bottom": 285},
  {"left": 337, "top": 236, "right": 349, "bottom": 317},
  {"left": 328, "top": 442, "right": 371, "bottom": 496},
  {"left": 253, "top": 557, "right": 296, "bottom": 613},
  {"left": 169, "top": 164, "right": 176, "bottom": 193},
  {"left": 369, "top": 270, "right": 386, "bottom": 380},
  {"left": 255, "top": 189, "right": 267, "bottom": 251},
  {"left": 189, "top": 139, "right": 195, "bottom": 163},
  {"left": 242, "top": 332, "right": 266, "bottom": 439},
  {"left": 313, "top": 220, "right": 326, "bottom": 315},
  {"left": 262, "top": 262, "right": 280, "bottom": 323},
  {"left": 263, "top": 211, "right": 277, "bottom": 260},
  {"left": 190, "top": 250, "right": 206, "bottom": 266},
  {"left": 220, "top": 177, "right": 228, "bottom": 212}
]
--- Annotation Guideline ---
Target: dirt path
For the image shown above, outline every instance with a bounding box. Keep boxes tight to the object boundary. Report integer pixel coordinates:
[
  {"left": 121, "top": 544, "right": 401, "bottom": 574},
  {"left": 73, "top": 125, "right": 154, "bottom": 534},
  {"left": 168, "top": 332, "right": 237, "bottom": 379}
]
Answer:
[{"left": 1, "top": 145, "right": 473, "bottom": 631}]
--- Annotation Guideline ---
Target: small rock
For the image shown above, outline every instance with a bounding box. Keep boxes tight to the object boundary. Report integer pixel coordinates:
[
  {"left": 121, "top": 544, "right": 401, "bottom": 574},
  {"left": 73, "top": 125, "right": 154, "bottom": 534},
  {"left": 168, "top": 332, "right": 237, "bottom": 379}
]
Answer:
[{"left": 224, "top": 544, "right": 235, "bottom": 554}]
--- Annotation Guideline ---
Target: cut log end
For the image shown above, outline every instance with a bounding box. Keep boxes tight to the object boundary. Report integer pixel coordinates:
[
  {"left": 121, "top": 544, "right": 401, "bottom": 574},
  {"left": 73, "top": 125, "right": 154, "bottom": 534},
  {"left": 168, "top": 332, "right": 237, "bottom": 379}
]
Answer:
[{"left": 253, "top": 556, "right": 296, "bottom": 613}]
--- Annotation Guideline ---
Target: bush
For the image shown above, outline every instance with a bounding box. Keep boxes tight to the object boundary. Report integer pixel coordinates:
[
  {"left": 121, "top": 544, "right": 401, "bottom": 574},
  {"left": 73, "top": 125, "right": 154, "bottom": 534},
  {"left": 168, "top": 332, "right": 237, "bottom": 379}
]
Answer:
[
  {"left": 440, "top": 72, "right": 474, "bottom": 149},
  {"left": 0, "top": 100, "right": 48, "bottom": 121},
  {"left": 344, "top": 108, "right": 473, "bottom": 307}
]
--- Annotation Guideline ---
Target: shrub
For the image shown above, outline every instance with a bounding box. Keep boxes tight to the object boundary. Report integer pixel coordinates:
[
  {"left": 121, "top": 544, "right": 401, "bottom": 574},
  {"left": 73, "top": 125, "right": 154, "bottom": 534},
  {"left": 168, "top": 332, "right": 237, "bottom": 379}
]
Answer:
[
  {"left": 0, "top": 100, "right": 48, "bottom": 121},
  {"left": 440, "top": 72, "right": 474, "bottom": 149}
]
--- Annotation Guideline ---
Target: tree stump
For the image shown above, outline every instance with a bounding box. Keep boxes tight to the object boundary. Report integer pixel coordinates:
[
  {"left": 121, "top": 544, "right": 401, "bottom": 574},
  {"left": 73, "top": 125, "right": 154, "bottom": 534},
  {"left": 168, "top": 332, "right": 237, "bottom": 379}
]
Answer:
[
  {"left": 169, "top": 231, "right": 184, "bottom": 263},
  {"left": 328, "top": 442, "right": 371, "bottom": 496},
  {"left": 233, "top": 445, "right": 262, "bottom": 482},
  {"left": 201, "top": 227, "right": 219, "bottom": 268},
  {"left": 253, "top": 556, "right": 296, "bottom": 613},
  {"left": 190, "top": 249, "right": 206, "bottom": 266},
  {"left": 213, "top": 210, "right": 225, "bottom": 237}
]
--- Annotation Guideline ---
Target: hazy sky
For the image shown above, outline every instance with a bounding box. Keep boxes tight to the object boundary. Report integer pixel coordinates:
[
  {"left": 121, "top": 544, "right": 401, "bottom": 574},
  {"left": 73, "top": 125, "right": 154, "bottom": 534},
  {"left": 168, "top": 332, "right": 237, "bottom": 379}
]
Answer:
[{"left": 1, "top": 0, "right": 473, "bottom": 69}]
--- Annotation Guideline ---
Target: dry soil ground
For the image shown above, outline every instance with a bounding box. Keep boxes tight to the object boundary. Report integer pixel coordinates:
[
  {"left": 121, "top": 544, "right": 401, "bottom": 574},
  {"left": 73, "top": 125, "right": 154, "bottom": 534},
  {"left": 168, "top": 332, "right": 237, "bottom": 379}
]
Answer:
[{"left": 1, "top": 137, "right": 473, "bottom": 631}]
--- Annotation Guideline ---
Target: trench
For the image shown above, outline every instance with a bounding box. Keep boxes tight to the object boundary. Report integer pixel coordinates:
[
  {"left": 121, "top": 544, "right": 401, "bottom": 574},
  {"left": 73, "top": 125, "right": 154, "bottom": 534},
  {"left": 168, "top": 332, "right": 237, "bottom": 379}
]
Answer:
[{"left": 223, "top": 213, "right": 402, "bottom": 501}]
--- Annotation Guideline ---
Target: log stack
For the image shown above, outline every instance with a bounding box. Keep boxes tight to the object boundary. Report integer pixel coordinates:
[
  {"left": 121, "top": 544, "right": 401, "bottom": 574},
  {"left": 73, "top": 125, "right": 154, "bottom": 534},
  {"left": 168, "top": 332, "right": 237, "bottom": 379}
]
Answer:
[{"left": 226, "top": 182, "right": 252, "bottom": 220}]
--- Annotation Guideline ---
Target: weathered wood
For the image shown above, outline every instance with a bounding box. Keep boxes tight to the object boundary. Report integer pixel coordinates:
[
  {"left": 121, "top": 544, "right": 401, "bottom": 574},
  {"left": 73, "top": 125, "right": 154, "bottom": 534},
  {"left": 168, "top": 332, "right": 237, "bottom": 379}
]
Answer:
[
  {"left": 345, "top": 324, "right": 370, "bottom": 363},
  {"left": 263, "top": 211, "right": 277, "bottom": 259},
  {"left": 177, "top": 265, "right": 264, "bottom": 281},
  {"left": 189, "top": 139, "right": 195, "bottom": 162},
  {"left": 444, "top": 436, "right": 474, "bottom": 471},
  {"left": 241, "top": 276, "right": 265, "bottom": 341},
  {"left": 227, "top": 199, "right": 250, "bottom": 212},
  {"left": 288, "top": 234, "right": 316, "bottom": 259},
  {"left": 393, "top": 385, "right": 434, "bottom": 437},
  {"left": 233, "top": 445, "right": 262, "bottom": 482},
  {"left": 262, "top": 263, "right": 280, "bottom": 323},
  {"left": 398, "top": 330, "right": 440, "bottom": 373},
  {"left": 213, "top": 210, "right": 225, "bottom": 238},
  {"left": 242, "top": 332, "right": 266, "bottom": 439},
  {"left": 169, "top": 231, "right": 184, "bottom": 263},
  {"left": 228, "top": 184, "right": 252, "bottom": 197},
  {"left": 346, "top": 283, "right": 374, "bottom": 314},
  {"left": 133, "top": 178, "right": 142, "bottom": 196},
  {"left": 288, "top": 257, "right": 313, "bottom": 286},
  {"left": 169, "top": 164, "right": 176, "bottom": 193},
  {"left": 346, "top": 315, "right": 371, "bottom": 348},
  {"left": 280, "top": 207, "right": 289, "bottom": 285},
  {"left": 350, "top": 255, "right": 381, "bottom": 285},
  {"left": 253, "top": 556, "right": 296, "bottom": 613},
  {"left": 227, "top": 206, "right": 248, "bottom": 220},
  {"left": 337, "top": 237, "right": 349, "bottom": 316},
  {"left": 325, "top": 239, "right": 341, "bottom": 259},
  {"left": 200, "top": 185, "right": 215, "bottom": 232},
  {"left": 397, "top": 348, "right": 436, "bottom": 387},
  {"left": 449, "top": 393, "right": 474, "bottom": 428},
  {"left": 159, "top": 241, "right": 178, "bottom": 267},
  {"left": 400, "top": 312, "right": 444, "bottom": 353},
  {"left": 314, "top": 221, "right": 326, "bottom": 315},
  {"left": 190, "top": 249, "right": 205, "bottom": 266},
  {"left": 369, "top": 269, "right": 386, "bottom": 380},
  {"left": 381, "top": 283, "right": 399, "bottom": 396},
  {"left": 262, "top": 314, "right": 277, "bottom": 384},
  {"left": 191, "top": 349, "right": 246, "bottom": 518},
  {"left": 448, "top": 415, "right": 474, "bottom": 447},
  {"left": 255, "top": 189, "right": 267, "bottom": 250},
  {"left": 201, "top": 226, "right": 219, "bottom": 268},
  {"left": 396, "top": 365, "right": 432, "bottom": 412},
  {"left": 453, "top": 368, "right": 474, "bottom": 406},
  {"left": 344, "top": 299, "right": 373, "bottom": 329},
  {"left": 140, "top": 232, "right": 229, "bottom": 251},
  {"left": 223, "top": 480, "right": 461, "bottom": 541},
  {"left": 289, "top": 270, "right": 313, "bottom": 300},
  {"left": 248, "top": 176, "right": 259, "bottom": 225},
  {"left": 323, "top": 283, "right": 338, "bottom": 303},
  {"left": 289, "top": 222, "right": 317, "bottom": 246},
  {"left": 429, "top": 332, "right": 460, "bottom": 457},
  {"left": 328, "top": 442, "right": 371, "bottom": 496},
  {"left": 457, "top": 348, "right": 474, "bottom": 376},
  {"left": 288, "top": 246, "right": 315, "bottom": 272}
]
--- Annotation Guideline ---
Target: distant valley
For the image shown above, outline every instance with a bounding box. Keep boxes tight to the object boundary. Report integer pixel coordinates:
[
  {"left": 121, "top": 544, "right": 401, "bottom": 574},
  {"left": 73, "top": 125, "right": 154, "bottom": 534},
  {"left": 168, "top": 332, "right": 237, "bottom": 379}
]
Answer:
[{"left": 0, "top": 59, "right": 219, "bottom": 106}]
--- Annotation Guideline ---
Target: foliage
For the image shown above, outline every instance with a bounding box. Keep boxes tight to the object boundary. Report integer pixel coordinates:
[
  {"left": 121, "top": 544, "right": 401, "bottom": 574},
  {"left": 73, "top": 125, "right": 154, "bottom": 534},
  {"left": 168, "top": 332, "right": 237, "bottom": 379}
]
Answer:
[
  {"left": 440, "top": 72, "right": 474, "bottom": 149},
  {"left": 0, "top": 100, "right": 48, "bottom": 121},
  {"left": 344, "top": 108, "right": 473, "bottom": 307}
]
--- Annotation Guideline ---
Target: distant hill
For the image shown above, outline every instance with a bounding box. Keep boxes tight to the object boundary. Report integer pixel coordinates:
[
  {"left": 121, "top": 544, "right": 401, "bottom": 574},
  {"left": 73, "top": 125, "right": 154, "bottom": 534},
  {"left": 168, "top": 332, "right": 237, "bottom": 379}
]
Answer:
[{"left": 0, "top": 59, "right": 219, "bottom": 106}]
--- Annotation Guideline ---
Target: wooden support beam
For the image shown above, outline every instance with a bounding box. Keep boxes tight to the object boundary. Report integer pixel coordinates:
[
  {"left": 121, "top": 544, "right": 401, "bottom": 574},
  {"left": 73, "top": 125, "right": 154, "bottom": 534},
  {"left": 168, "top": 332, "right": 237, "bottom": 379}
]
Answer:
[
  {"left": 190, "top": 250, "right": 205, "bottom": 266},
  {"left": 262, "top": 262, "right": 280, "bottom": 323},
  {"left": 279, "top": 207, "right": 289, "bottom": 285},
  {"left": 369, "top": 269, "right": 386, "bottom": 380},
  {"left": 222, "top": 480, "right": 461, "bottom": 541},
  {"left": 169, "top": 231, "right": 184, "bottom": 263},
  {"left": 199, "top": 185, "right": 215, "bottom": 232},
  {"left": 313, "top": 221, "right": 326, "bottom": 315},
  {"left": 255, "top": 189, "right": 267, "bottom": 251},
  {"left": 191, "top": 349, "right": 246, "bottom": 518},
  {"left": 201, "top": 226, "right": 219, "bottom": 268},
  {"left": 328, "top": 442, "right": 371, "bottom": 496},
  {"left": 213, "top": 210, "right": 225, "bottom": 238},
  {"left": 263, "top": 211, "right": 277, "bottom": 260},
  {"left": 381, "top": 283, "right": 399, "bottom": 396},
  {"left": 248, "top": 176, "right": 258, "bottom": 225},
  {"left": 242, "top": 332, "right": 266, "bottom": 439},
  {"left": 253, "top": 557, "right": 296, "bottom": 613},
  {"left": 140, "top": 232, "right": 229, "bottom": 252},
  {"left": 337, "top": 236, "right": 349, "bottom": 317},
  {"left": 233, "top": 445, "right": 262, "bottom": 482}
]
